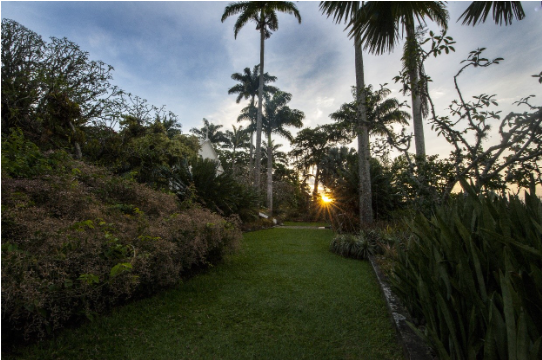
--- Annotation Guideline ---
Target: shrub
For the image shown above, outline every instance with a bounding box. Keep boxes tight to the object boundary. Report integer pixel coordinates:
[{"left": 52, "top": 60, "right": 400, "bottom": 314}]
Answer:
[
  {"left": 391, "top": 181, "right": 542, "bottom": 359},
  {"left": 1, "top": 161, "right": 242, "bottom": 344},
  {"left": 168, "top": 156, "right": 259, "bottom": 222},
  {"left": 1, "top": 128, "right": 71, "bottom": 178},
  {"left": 329, "top": 233, "right": 375, "bottom": 260}
]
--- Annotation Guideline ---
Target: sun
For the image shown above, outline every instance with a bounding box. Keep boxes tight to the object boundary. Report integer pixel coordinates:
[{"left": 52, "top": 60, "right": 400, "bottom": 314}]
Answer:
[{"left": 321, "top": 194, "right": 333, "bottom": 204}]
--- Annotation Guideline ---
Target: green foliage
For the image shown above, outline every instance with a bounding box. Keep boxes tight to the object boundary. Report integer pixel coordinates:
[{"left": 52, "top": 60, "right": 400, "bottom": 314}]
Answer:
[
  {"left": 330, "top": 233, "right": 375, "bottom": 260},
  {"left": 321, "top": 149, "right": 403, "bottom": 229},
  {"left": 168, "top": 156, "right": 259, "bottom": 222},
  {"left": 1, "top": 161, "right": 242, "bottom": 343},
  {"left": 1, "top": 19, "right": 121, "bottom": 151},
  {"left": 391, "top": 181, "right": 542, "bottom": 359},
  {"left": 390, "top": 153, "right": 456, "bottom": 213},
  {"left": 1, "top": 128, "right": 70, "bottom": 178}
]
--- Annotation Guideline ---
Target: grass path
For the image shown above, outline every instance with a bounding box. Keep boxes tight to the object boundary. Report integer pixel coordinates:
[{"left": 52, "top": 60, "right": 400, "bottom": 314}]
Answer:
[{"left": 11, "top": 228, "right": 403, "bottom": 360}]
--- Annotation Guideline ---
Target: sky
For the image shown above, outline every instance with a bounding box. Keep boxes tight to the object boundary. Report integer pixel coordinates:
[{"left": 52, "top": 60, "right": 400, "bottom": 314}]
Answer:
[{"left": 2, "top": 1, "right": 541, "bottom": 158}]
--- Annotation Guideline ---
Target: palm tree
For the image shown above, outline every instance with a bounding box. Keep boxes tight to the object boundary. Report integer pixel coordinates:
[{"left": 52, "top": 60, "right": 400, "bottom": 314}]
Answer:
[
  {"left": 228, "top": 64, "right": 278, "bottom": 180},
  {"left": 190, "top": 118, "right": 229, "bottom": 146},
  {"left": 320, "top": 1, "right": 374, "bottom": 225},
  {"left": 261, "top": 91, "right": 304, "bottom": 215},
  {"left": 223, "top": 124, "right": 250, "bottom": 175},
  {"left": 347, "top": 1, "right": 449, "bottom": 158},
  {"left": 290, "top": 125, "right": 346, "bottom": 198},
  {"left": 458, "top": 1, "right": 525, "bottom": 26},
  {"left": 330, "top": 85, "right": 411, "bottom": 139},
  {"left": 221, "top": 1, "right": 301, "bottom": 192}
]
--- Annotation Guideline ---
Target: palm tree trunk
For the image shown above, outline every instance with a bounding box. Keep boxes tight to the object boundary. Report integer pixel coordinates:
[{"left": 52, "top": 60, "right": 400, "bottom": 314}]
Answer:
[
  {"left": 249, "top": 131, "right": 254, "bottom": 180},
  {"left": 267, "top": 132, "right": 273, "bottom": 216},
  {"left": 312, "top": 164, "right": 320, "bottom": 198},
  {"left": 354, "top": 24, "right": 373, "bottom": 226},
  {"left": 232, "top": 146, "right": 237, "bottom": 176},
  {"left": 254, "top": 17, "right": 265, "bottom": 194},
  {"left": 249, "top": 96, "right": 256, "bottom": 183},
  {"left": 406, "top": 22, "right": 425, "bottom": 158}
]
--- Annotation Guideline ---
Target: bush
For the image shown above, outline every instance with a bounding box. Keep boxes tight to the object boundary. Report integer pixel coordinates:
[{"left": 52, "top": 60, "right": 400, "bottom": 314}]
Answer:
[
  {"left": 391, "top": 181, "right": 542, "bottom": 359},
  {"left": 168, "top": 157, "right": 259, "bottom": 222},
  {"left": 1, "top": 160, "right": 242, "bottom": 344},
  {"left": 1, "top": 128, "right": 71, "bottom": 178},
  {"left": 329, "top": 233, "right": 375, "bottom": 260}
]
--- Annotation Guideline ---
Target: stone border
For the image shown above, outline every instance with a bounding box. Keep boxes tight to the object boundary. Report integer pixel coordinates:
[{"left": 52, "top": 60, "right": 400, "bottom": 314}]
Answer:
[{"left": 368, "top": 255, "right": 436, "bottom": 360}]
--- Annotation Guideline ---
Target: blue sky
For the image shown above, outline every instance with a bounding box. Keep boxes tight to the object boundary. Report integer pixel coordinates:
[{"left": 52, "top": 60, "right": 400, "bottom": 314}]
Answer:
[{"left": 2, "top": 1, "right": 541, "bottom": 157}]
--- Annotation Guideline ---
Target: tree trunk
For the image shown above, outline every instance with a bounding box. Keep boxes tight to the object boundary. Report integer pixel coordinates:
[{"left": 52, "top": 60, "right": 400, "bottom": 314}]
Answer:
[
  {"left": 312, "top": 164, "right": 320, "bottom": 198},
  {"left": 354, "top": 18, "right": 373, "bottom": 226},
  {"left": 248, "top": 97, "right": 255, "bottom": 183},
  {"left": 254, "top": 17, "right": 265, "bottom": 194},
  {"left": 406, "top": 22, "right": 425, "bottom": 158},
  {"left": 232, "top": 146, "right": 237, "bottom": 176},
  {"left": 68, "top": 121, "right": 82, "bottom": 160},
  {"left": 249, "top": 131, "right": 254, "bottom": 180},
  {"left": 266, "top": 132, "right": 273, "bottom": 216}
]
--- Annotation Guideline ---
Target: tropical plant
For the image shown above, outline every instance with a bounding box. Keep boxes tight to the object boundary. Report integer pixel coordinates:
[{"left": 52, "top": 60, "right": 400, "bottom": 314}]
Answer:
[
  {"left": 290, "top": 124, "right": 347, "bottom": 198},
  {"left": 458, "top": 1, "right": 525, "bottom": 26},
  {"left": 261, "top": 91, "right": 304, "bottom": 215},
  {"left": 329, "top": 233, "right": 375, "bottom": 260},
  {"left": 221, "top": 1, "right": 302, "bottom": 192},
  {"left": 222, "top": 124, "right": 250, "bottom": 175},
  {"left": 190, "top": 118, "right": 229, "bottom": 146},
  {"left": 392, "top": 180, "right": 542, "bottom": 359},
  {"left": 330, "top": 84, "right": 411, "bottom": 139},
  {"left": 229, "top": 64, "right": 278, "bottom": 179},
  {"left": 320, "top": 1, "right": 373, "bottom": 225},
  {"left": 348, "top": 1, "right": 449, "bottom": 158},
  {"left": 228, "top": 64, "right": 279, "bottom": 105}
]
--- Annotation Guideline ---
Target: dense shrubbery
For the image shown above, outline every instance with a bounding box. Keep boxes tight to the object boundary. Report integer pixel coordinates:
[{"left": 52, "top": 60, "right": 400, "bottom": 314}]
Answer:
[
  {"left": 391, "top": 182, "right": 542, "bottom": 359},
  {"left": 1, "top": 157, "right": 242, "bottom": 343}
]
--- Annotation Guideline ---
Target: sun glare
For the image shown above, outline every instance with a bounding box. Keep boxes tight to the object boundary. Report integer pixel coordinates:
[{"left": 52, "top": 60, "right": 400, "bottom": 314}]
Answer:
[{"left": 321, "top": 194, "right": 333, "bottom": 203}]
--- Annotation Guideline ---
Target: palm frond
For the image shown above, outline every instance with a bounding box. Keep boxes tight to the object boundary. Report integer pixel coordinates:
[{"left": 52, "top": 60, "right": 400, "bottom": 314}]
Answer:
[
  {"left": 221, "top": 2, "right": 250, "bottom": 22},
  {"left": 458, "top": 1, "right": 525, "bottom": 26},
  {"left": 319, "top": 1, "right": 357, "bottom": 24}
]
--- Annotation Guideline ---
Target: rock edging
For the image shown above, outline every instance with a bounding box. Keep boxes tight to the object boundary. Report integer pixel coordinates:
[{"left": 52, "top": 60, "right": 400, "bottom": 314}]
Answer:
[{"left": 368, "top": 255, "right": 436, "bottom": 360}]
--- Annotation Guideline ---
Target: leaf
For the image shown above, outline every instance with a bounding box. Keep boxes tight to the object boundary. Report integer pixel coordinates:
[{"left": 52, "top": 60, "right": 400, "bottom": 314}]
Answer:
[
  {"left": 110, "top": 262, "right": 133, "bottom": 278},
  {"left": 501, "top": 269, "right": 517, "bottom": 360},
  {"left": 78, "top": 273, "right": 99, "bottom": 285},
  {"left": 516, "top": 309, "right": 528, "bottom": 359}
]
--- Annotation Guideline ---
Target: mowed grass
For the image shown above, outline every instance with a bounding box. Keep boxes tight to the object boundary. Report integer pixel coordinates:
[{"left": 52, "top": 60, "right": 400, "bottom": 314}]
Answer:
[
  {"left": 9, "top": 228, "right": 403, "bottom": 360},
  {"left": 282, "top": 221, "right": 329, "bottom": 227}
]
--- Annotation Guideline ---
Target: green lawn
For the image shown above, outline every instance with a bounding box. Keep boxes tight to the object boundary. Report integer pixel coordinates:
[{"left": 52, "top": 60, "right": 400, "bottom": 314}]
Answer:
[
  {"left": 282, "top": 221, "right": 330, "bottom": 227},
  {"left": 9, "top": 228, "right": 402, "bottom": 360}
]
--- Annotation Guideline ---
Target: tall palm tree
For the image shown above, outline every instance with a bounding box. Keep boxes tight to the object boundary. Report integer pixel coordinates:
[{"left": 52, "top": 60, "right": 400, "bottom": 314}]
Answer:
[
  {"left": 228, "top": 65, "right": 278, "bottom": 105},
  {"left": 228, "top": 64, "right": 278, "bottom": 180},
  {"left": 221, "top": 1, "right": 301, "bottom": 192},
  {"left": 458, "top": 1, "right": 525, "bottom": 26},
  {"left": 347, "top": 1, "right": 449, "bottom": 158},
  {"left": 320, "top": 1, "right": 374, "bottom": 225},
  {"left": 261, "top": 91, "right": 304, "bottom": 215}
]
